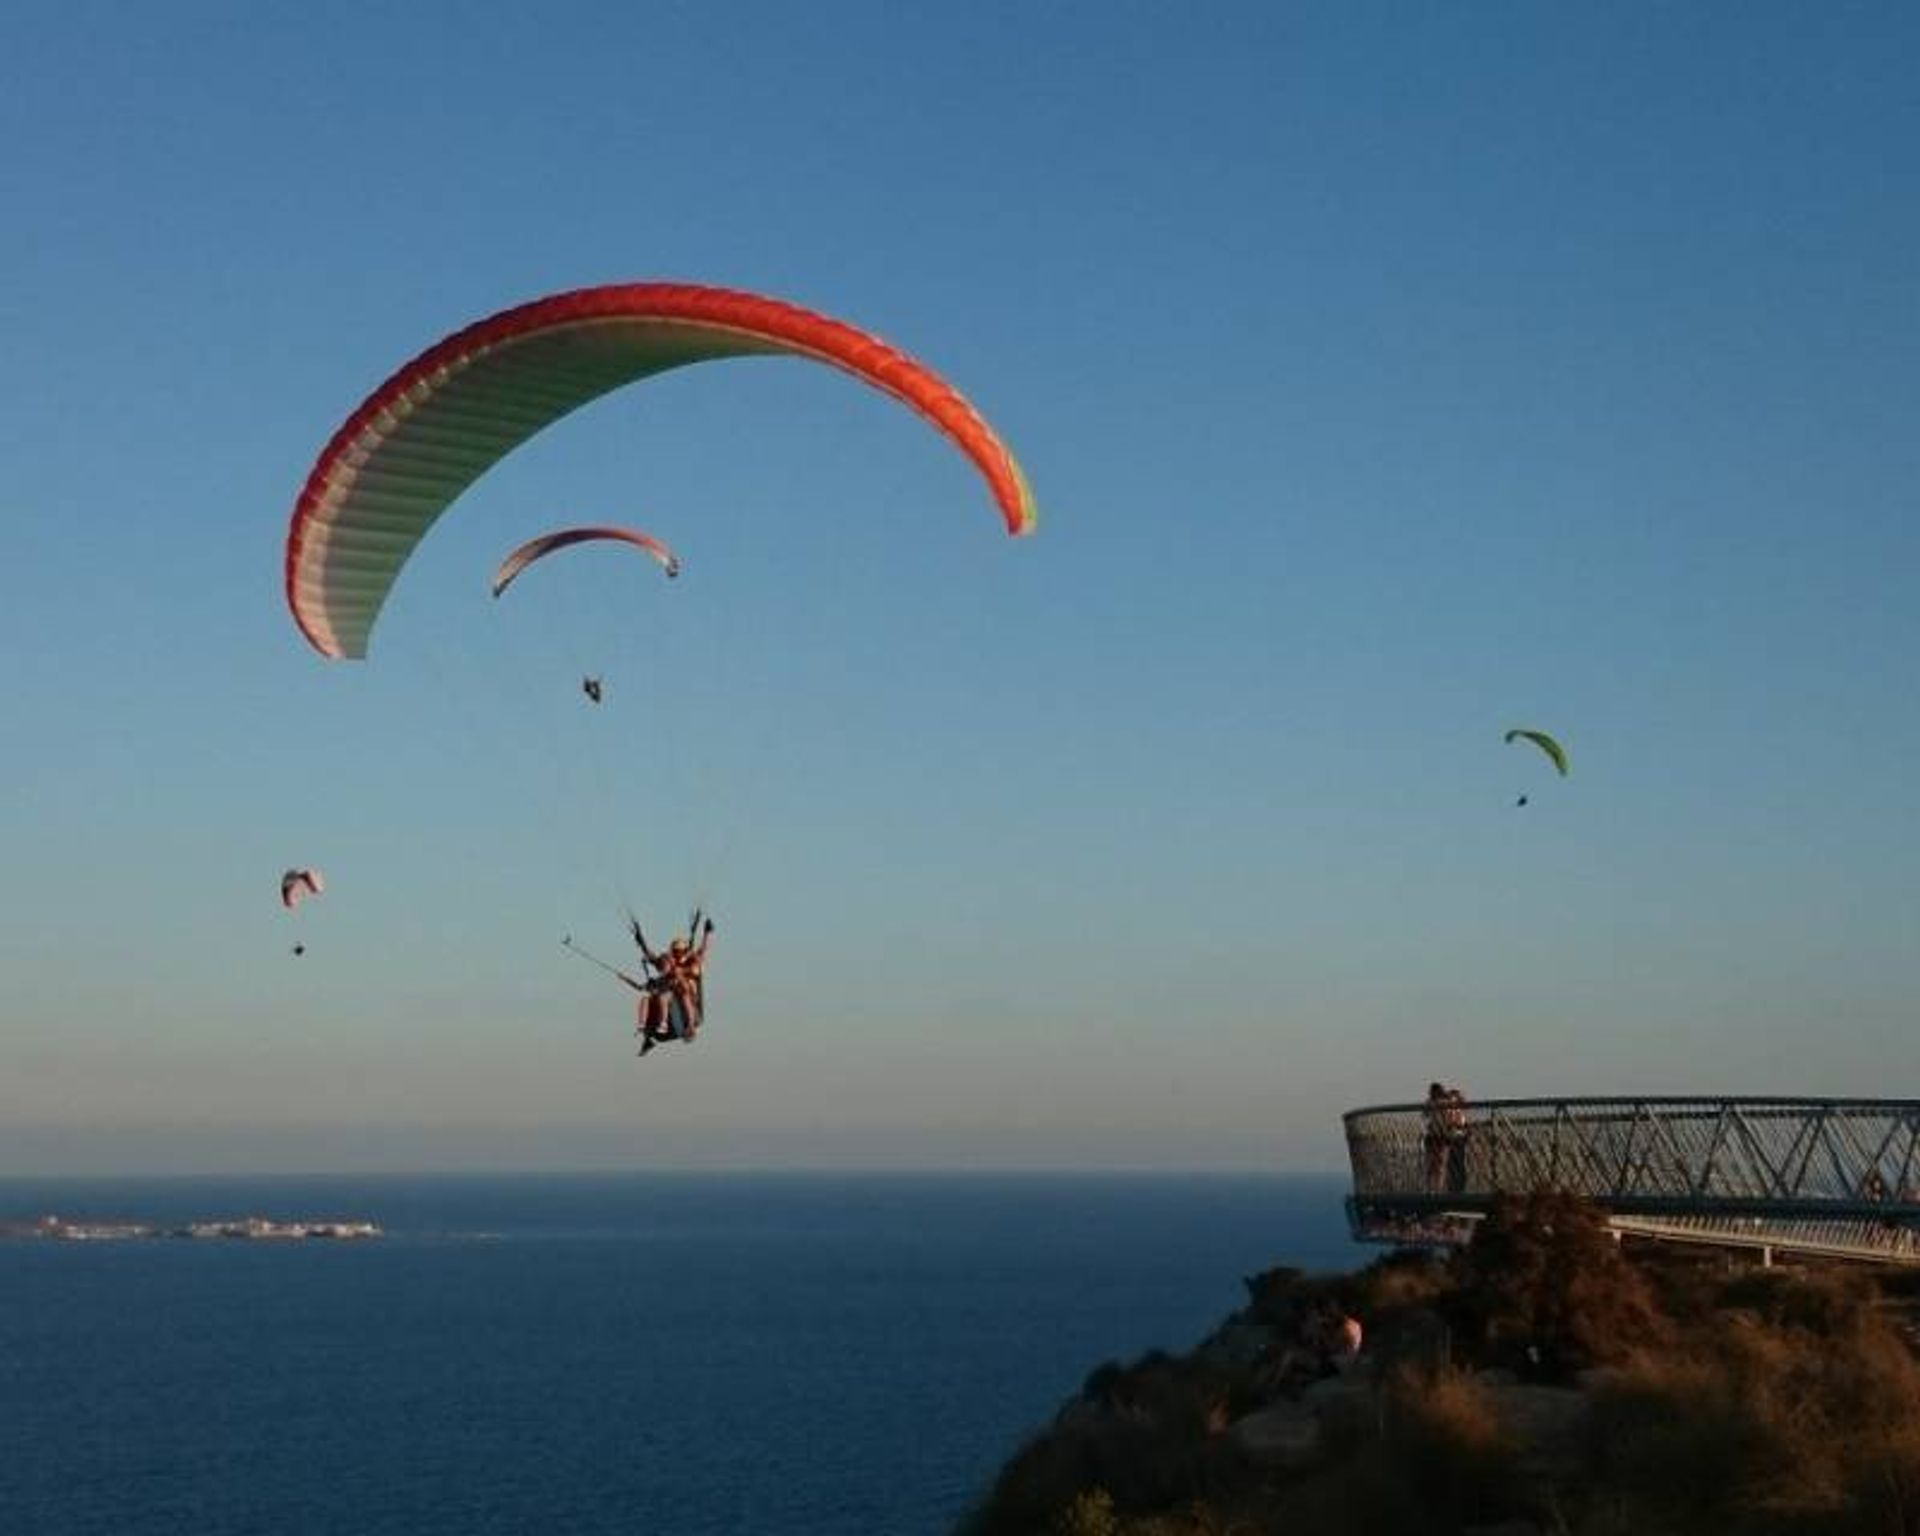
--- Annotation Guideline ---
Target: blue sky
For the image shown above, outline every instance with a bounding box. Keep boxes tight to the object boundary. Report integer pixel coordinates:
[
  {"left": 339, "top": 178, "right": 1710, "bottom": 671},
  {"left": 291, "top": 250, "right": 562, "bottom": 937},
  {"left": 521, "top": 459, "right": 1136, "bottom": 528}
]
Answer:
[{"left": 3, "top": 3, "right": 1916, "bottom": 1173}]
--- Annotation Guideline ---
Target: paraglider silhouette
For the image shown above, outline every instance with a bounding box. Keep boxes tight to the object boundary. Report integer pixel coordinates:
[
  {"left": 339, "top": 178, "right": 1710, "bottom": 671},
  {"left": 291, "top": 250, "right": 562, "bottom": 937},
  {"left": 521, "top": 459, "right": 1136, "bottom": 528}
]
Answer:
[{"left": 1504, "top": 729, "right": 1568, "bottom": 808}]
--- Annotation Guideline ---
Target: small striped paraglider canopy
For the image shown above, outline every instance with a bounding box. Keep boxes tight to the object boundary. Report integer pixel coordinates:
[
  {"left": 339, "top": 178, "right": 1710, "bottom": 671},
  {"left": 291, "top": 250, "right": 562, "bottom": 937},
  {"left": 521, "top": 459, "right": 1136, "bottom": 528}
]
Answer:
[
  {"left": 280, "top": 868, "right": 325, "bottom": 910},
  {"left": 490, "top": 526, "right": 681, "bottom": 598}
]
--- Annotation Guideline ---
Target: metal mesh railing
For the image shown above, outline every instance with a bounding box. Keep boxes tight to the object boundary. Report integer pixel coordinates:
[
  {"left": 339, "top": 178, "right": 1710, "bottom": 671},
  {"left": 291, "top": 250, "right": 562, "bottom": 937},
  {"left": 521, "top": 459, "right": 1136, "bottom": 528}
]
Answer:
[{"left": 1343, "top": 1096, "right": 1920, "bottom": 1263}]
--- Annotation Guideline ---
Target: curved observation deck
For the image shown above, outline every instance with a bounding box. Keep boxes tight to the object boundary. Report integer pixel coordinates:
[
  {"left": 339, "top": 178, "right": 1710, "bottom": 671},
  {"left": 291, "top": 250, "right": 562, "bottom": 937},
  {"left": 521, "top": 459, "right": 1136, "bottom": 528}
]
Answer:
[{"left": 1344, "top": 1096, "right": 1920, "bottom": 1265}]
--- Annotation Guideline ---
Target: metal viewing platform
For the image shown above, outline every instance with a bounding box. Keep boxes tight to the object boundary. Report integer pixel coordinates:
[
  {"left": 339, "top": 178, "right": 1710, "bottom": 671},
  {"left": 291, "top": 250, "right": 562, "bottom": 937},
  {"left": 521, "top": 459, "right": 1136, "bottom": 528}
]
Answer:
[{"left": 1344, "top": 1096, "right": 1920, "bottom": 1266}]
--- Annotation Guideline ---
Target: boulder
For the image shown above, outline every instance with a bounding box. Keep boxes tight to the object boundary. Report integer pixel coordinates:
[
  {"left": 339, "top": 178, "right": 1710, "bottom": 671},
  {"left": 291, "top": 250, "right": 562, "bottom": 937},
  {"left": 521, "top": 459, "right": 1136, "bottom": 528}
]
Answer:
[
  {"left": 1301, "top": 1368, "right": 1375, "bottom": 1441},
  {"left": 1302, "top": 1370, "right": 1371, "bottom": 1411},
  {"left": 1482, "top": 1381, "right": 1589, "bottom": 1479},
  {"left": 1228, "top": 1402, "right": 1322, "bottom": 1469},
  {"left": 1366, "top": 1305, "right": 1452, "bottom": 1374}
]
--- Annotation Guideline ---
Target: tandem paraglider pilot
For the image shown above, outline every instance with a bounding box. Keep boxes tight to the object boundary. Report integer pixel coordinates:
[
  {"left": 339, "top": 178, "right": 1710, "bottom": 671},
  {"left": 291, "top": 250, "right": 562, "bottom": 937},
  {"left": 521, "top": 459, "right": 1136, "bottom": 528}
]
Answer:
[{"left": 624, "top": 915, "right": 715, "bottom": 1057}]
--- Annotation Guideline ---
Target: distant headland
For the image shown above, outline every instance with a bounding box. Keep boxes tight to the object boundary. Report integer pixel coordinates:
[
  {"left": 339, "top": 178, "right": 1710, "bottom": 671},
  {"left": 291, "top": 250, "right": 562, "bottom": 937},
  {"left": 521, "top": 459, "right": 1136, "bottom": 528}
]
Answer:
[{"left": 1, "top": 1214, "right": 382, "bottom": 1242}]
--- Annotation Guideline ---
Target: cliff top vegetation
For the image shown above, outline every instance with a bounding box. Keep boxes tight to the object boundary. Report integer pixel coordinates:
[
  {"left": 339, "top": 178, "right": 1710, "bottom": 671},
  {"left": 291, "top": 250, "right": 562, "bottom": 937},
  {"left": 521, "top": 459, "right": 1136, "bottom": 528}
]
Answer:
[{"left": 962, "top": 1191, "right": 1920, "bottom": 1536}]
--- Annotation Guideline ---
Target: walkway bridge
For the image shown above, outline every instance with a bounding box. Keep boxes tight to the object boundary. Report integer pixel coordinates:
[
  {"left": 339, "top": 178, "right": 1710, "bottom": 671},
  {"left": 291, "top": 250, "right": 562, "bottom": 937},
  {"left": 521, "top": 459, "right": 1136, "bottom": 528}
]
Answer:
[{"left": 1344, "top": 1096, "right": 1920, "bottom": 1266}]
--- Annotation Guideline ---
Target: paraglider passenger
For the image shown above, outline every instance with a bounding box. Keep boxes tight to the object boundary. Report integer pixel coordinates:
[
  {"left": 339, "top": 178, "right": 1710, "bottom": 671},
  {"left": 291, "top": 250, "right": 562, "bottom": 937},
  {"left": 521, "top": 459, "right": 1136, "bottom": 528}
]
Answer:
[
  {"left": 626, "top": 916, "right": 715, "bottom": 1053},
  {"left": 1443, "top": 1087, "right": 1470, "bottom": 1193},
  {"left": 661, "top": 920, "right": 715, "bottom": 1041}
]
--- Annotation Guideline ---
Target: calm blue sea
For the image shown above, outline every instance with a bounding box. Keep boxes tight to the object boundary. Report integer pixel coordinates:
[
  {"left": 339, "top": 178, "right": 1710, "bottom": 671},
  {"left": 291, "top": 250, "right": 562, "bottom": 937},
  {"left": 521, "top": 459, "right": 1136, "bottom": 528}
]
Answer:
[{"left": 0, "top": 1173, "right": 1363, "bottom": 1535}]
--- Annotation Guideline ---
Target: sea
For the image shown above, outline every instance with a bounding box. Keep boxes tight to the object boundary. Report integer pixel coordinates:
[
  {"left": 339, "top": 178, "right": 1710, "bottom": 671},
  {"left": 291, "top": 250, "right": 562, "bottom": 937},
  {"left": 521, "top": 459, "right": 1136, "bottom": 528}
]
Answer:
[{"left": 0, "top": 1172, "right": 1366, "bottom": 1535}]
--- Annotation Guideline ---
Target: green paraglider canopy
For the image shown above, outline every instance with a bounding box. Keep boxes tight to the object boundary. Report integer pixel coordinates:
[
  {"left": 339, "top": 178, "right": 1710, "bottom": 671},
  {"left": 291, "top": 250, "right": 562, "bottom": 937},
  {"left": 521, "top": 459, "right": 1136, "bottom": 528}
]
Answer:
[{"left": 1504, "top": 729, "right": 1569, "bottom": 777}]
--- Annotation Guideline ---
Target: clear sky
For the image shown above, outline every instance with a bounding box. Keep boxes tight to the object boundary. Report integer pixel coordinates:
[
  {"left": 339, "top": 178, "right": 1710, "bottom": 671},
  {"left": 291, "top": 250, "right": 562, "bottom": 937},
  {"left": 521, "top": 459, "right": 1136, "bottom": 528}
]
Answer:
[{"left": 3, "top": 3, "right": 1916, "bottom": 1175}]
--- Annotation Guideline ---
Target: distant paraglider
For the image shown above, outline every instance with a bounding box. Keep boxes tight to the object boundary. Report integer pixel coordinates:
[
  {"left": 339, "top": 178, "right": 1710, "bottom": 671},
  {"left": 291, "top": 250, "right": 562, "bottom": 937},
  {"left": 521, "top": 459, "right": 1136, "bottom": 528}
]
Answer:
[
  {"left": 281, "top": 868, "right": 324, "bottom": 956},
  {"left": 1504, "top": 729, "right": 1568, "bottom": 807},
  {"left": 280, "top": 869, "right": 324, "bottom": 909},
  {"left": 489, "top": 526, "right": 681, "bottom": 600},
  {"left": 491, "top": 527, "right": 679, "bottom": 708}
]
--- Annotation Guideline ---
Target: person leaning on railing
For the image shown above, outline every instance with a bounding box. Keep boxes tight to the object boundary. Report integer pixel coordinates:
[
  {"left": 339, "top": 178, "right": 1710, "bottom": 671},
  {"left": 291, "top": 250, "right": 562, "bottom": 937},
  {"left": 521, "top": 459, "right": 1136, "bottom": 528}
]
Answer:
[
  {"left": 1423, "top": 1084, "right": 1450, "bottom": 1193},
  {"left": 1417, "top": 1083, "right": 1472, "bottom": 1195},
  {"left": 1443, "top": 1088, "right": 1470, "bottom": 1193}
]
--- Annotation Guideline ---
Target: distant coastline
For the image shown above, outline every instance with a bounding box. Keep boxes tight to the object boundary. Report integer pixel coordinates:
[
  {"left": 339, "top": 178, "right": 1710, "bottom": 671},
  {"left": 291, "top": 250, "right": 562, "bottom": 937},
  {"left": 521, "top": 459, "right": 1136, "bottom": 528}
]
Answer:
[{"left": 1, "top": 1214, "right": 381, "bottom": 1242}]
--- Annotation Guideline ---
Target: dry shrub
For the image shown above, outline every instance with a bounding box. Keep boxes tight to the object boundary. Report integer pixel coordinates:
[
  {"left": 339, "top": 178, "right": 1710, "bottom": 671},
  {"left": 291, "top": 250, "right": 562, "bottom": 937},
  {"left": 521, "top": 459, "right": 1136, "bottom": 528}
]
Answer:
[
  {"left": 964, "top": 1353, "right": 1248, "bottom": 1536},
  {"left": 1051, "top": 1487, "right": 1117, "bottom": 1536},
  {"left": 1111, "top": 1504, "right": 1239, "bottom": 1536},
  {"left": 1241, "top": 1265, "right": 1358, "bottom": 1332},
  {"left": 1584, "top": 1340, "right": 1776, "bottom": 1525},
  {"left": 1633, "top": 1242, "right": 1734, "bottom": 1325},
  {"left": 1240, "top": 1266, "right": 1307, "bottom": 1326},
  {"left": 1583, "top": 1295, "right": 1920, "bottom": 1534},
  {"left": 1352, "top": 1248, "right": 1453, "bottom": 1314},
  {"left": 1082, "top": 1352, "right": 1244, "bottom": 1429},
  {"left": 1846, "top": 1418, "right": 1920, "bottom": 1535},
  {"left": 1872, "top": 1265, "right": 1920, "bottom": 1303},
  {"left": 970, "top": 1221, "right": 1920, "bottom": 1536},
  {"left": 1455, "top": 1189, "right": 1669, "bottom": 1376},
  {"left": 1250, "top": 1367, "right": 1523, "bottom": 1536},
  {"left": 1719, "top": 1265, "right": 1875, "bottom": 1339},
  {"left": 1382, "top": 1365, "right": 1517, "bottom": 1515},
  {"left": 960, "top": 1422, "right": 1196, "bottom": 1536}
]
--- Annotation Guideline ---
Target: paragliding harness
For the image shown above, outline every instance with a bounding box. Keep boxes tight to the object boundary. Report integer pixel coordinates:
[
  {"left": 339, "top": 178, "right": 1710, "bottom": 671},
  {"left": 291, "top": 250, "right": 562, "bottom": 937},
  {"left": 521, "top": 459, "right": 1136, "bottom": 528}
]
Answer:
[
  {"left": 630, "top": 911, "right": 709, "bottom": 1052},
  {"left": 562, "top": 910, "right": 709, "bottom": 1057},
  {"left": 561, "top": 932, "right": 690, "bottom": 1055}
]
